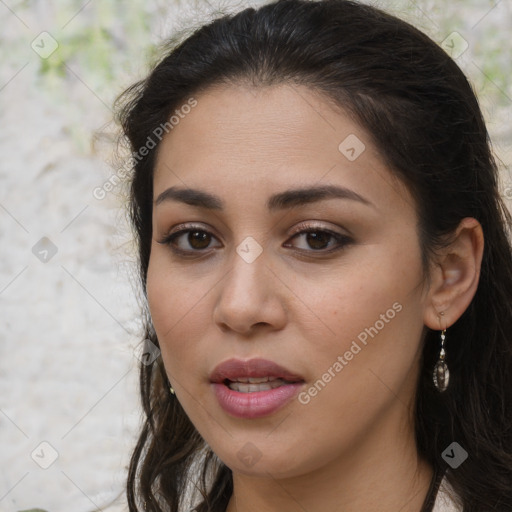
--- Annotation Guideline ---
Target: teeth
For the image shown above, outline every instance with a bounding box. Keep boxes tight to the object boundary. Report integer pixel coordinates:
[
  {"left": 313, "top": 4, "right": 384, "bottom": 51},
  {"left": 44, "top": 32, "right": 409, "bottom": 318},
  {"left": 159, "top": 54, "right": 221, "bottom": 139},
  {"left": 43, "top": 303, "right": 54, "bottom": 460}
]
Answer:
[
  {"left": 230, "top": 377, "right": 278, "bottom": 384},
  {"left": 248, "top": 376, "right": 277, "bottom": 383},
  {"left": 228, "top": 378, "right": 288, "bottom": 393}
]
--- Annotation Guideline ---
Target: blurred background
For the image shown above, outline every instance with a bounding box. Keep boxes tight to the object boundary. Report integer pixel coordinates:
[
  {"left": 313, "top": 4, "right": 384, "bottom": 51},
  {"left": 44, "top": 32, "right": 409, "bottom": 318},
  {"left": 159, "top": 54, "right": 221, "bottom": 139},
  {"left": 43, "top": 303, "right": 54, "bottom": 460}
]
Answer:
[{"left": 0, "top": 1, "right": 510, "bottom": 511}]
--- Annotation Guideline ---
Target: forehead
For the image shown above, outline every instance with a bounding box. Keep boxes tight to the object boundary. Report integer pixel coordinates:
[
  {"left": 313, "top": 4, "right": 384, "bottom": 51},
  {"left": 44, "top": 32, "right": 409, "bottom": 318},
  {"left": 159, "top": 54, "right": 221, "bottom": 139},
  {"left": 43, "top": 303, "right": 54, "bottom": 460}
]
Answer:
[
  {"left": 153, "top": 83, "right": 411, "bottom": 214},
  {"left": 156, "top": 83, "right": 359, "bottom": 168}
]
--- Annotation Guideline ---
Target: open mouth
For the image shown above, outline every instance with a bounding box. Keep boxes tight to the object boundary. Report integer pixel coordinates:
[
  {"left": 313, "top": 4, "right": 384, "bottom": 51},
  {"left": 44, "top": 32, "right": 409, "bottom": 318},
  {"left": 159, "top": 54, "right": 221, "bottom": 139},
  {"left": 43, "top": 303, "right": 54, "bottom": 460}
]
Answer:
[
  {"left": 213, "top": 377, "right": 304, "bottom": 419},
  {"left": 209, "top": 358, "right": 305, "bottom": 418},
  {"left": 223, "top": 376, "right": 302, "bottom": 393}
]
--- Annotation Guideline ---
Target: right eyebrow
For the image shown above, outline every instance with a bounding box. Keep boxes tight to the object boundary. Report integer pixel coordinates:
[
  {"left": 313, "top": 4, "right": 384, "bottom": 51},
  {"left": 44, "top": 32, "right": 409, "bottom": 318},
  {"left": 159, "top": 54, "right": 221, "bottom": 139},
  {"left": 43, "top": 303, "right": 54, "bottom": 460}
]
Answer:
[{"left": 154, "top": 184, "right": 375, "bottom": 211}]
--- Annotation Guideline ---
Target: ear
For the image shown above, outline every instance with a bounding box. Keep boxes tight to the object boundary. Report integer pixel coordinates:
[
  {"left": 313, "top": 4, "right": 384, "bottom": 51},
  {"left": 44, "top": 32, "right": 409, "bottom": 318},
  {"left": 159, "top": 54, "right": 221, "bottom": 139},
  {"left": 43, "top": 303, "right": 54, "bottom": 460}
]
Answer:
[{"left": 423, "top": 217, "right": 484, "bottom": 330}]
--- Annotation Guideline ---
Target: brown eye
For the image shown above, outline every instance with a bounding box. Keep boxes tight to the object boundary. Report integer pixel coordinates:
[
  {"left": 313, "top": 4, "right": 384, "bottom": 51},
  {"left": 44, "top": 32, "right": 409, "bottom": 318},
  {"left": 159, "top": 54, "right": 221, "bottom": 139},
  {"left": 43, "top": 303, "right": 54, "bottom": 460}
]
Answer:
[
  {"left": 158, "top": 225, "right": 222, "bottom": 254},
  {"left": 304, "top": 231, "right": 331, "bottom": 250},
  {"left": 187, "top": 230, "right": 211, "bottom": 249},
  {"left": 286, "top": 228, "right": 352, "bottom": 253}
]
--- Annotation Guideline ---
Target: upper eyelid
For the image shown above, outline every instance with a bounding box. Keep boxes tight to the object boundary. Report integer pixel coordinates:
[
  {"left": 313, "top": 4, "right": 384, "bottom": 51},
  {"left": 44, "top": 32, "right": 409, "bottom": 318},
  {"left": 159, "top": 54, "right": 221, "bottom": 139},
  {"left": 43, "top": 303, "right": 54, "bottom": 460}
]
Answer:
[
  {"left": 163, "top": 221, "right": 347, "bottom": 240},
  {"left": 290, "top": 220, "right": 351, "bottom": 237},
  {"left": 160, "top": 223, "right": 351, "bottom": 251},
  {"left": 162, "top": 223, "right": 220, "bottom": 241}
]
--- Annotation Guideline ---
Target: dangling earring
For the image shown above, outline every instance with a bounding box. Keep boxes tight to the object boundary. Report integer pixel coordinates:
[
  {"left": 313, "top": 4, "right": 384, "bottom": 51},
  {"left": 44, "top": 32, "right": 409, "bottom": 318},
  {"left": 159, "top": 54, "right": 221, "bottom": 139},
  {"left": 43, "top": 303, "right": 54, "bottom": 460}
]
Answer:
[
  {"left": 433, "top": 329, "right": 449, "bottom": 392},
  {"left": 169, "top": 382, "right": 175, "bottom": 395}
]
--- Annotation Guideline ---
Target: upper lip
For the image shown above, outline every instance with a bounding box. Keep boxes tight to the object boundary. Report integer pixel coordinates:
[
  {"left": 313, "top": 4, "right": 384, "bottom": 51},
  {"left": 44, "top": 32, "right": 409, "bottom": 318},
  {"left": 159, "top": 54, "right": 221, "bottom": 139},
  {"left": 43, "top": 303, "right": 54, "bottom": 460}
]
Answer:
[{"left": 209, "top": 358, "right": 304, "bottom": 384}]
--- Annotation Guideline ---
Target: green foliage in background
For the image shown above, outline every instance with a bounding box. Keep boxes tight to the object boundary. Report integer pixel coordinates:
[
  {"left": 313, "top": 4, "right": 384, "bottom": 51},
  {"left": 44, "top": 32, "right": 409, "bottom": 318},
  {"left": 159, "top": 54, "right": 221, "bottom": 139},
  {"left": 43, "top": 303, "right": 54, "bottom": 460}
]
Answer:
[
  {"left": 32, "top": 0, "right": 160, "bottom": 101},
  {"left": 3, "top": 0, "right": 508, "bottom": 109}
]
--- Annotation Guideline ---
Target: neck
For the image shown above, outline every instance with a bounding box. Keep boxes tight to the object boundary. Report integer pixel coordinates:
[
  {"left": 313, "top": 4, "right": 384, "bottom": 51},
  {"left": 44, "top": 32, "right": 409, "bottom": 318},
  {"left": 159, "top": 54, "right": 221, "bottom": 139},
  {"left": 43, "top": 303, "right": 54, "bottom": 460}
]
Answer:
[{"left": 225, "top": 404, "right": 434, "bottom": 512}]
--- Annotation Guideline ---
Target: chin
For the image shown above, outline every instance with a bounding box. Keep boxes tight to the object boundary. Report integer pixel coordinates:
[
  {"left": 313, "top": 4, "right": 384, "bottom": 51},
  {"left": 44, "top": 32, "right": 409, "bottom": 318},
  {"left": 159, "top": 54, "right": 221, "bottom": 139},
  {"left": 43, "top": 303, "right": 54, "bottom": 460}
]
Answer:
[{"left": 213, "top": 443, "right": 310, "bottom": 479}]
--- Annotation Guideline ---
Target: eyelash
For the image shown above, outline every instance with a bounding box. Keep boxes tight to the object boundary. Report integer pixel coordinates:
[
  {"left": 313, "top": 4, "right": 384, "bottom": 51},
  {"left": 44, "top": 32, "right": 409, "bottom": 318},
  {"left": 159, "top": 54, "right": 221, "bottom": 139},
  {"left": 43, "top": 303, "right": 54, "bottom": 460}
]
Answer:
[{"left": 157, "top": 222, "right": 353, "bottom": 258}]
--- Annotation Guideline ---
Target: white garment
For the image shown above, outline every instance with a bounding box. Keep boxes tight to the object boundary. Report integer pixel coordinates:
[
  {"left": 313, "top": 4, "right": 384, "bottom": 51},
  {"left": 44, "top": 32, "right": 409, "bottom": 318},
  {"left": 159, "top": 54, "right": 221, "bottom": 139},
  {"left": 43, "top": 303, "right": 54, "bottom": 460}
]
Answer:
[{"left": 432, "top": 476, "right": 463, "bottom": 512}]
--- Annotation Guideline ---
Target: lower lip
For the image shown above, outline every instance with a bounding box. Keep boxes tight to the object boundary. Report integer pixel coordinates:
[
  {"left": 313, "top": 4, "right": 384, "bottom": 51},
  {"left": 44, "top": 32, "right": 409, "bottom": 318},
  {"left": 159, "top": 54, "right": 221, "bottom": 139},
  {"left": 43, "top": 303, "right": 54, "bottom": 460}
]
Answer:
[{"left": 211, "top": 382, "right": 304, "bottom": 419}]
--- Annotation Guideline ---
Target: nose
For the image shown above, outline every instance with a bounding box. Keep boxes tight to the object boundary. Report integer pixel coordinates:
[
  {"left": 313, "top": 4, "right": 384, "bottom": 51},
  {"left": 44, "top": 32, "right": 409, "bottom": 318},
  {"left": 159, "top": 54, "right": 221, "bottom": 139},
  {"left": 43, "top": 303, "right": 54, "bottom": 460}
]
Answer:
[{"left": 212, "top": 245, "right": 288, "bottom": 335}]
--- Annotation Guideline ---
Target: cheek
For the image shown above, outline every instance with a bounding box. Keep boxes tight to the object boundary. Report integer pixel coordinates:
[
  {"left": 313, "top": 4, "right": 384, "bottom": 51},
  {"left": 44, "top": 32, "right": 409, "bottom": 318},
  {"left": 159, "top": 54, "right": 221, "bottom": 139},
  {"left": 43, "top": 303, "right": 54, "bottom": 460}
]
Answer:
[
  {"left": 146, "top": 252, "right": 220, "bottom": 427},
  {"left": 146, "top": 247, "right": 214, "bottom": 374},
  {"left": 146, "top": 244, "right": 200, "bottom": 332},
  {"left": 291, "top": 238, "right": 423, "bottom": 341},
  {"left": 288, "top": 238, "right": 425, "bottom": 410},
  {"left": 146, "top": 261, "right": 180, "bottom": 335}
]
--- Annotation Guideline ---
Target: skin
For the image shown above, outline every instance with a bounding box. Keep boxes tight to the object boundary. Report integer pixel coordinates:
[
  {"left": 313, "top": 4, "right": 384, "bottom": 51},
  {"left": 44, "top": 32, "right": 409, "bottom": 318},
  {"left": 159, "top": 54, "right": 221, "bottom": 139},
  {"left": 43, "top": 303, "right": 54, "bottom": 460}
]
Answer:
[{"left": 146, "top": 83, "right": 484, "bottom": 512}]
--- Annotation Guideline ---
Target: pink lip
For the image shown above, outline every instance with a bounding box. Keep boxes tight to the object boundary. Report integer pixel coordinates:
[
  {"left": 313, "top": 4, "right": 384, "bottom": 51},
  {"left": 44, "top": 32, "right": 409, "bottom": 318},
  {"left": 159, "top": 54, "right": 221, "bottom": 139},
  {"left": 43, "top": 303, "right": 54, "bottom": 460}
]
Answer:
[
  {"left": 209, "top": 358, "right": 304, "bottom": 383},
  {"left": 210, "top": 358, "right": 305, "bottom": 419}
]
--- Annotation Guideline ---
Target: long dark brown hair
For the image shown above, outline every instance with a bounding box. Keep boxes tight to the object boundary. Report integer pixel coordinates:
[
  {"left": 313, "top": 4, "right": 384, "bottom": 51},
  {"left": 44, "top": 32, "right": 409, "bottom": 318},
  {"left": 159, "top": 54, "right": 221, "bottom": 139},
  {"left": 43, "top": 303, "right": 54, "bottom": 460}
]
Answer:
[{"left": 115, "top": 1, "right": 512, "bottom": 510}]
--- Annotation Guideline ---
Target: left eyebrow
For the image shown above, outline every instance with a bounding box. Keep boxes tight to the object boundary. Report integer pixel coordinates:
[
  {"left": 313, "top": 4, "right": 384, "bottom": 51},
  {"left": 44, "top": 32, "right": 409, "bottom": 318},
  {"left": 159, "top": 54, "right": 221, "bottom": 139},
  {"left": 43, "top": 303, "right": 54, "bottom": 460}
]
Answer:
[
  {"left": 154, "top": 184, "right": 375, "bottom": 211},
  {"left": 267, "top": 184, "right": 375, "bottom": 211}
]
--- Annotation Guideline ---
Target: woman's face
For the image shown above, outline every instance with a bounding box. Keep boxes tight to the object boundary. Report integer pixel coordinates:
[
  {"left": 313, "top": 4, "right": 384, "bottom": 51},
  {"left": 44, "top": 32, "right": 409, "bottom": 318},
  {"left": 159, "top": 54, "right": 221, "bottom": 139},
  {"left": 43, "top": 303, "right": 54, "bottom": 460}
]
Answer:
[{"left": 147, "top": 83, "right": 430, "bottom": 478}]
